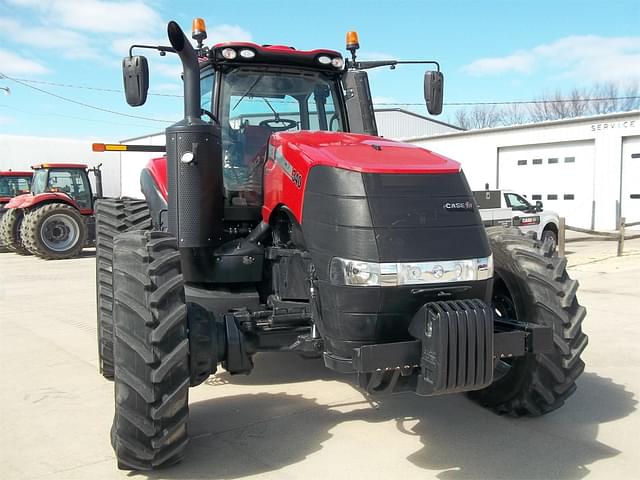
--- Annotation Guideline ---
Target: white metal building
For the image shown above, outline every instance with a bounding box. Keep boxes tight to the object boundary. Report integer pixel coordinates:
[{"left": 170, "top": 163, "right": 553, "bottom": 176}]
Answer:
[
  {"left": 408, "top": 112, "right": 640, "bottom": 230},
  {"left": 0, "top": 134, "right": 121, "bottom": 197},
  {"left": 374, "top": 108, "right": 462, "bottom": 139}
]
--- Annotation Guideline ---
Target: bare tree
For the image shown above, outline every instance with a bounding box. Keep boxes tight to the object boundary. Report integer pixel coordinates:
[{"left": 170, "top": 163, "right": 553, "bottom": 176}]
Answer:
[
  {"left": 453, "top": 105, "right": 501, "bottom": 129},
  {"left": 498, "top": 103, "right": 529, "bottom": 125},
  {"left": 450, "top": 81, "right": 639, "bottom": 129}
]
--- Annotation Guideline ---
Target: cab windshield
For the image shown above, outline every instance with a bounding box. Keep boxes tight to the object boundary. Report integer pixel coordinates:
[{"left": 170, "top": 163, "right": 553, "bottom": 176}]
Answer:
[
  {"left": 0, "top": 175, "right": 31, "bottom": 197},
  {"left": 31, "top": 169, "right": 48, "bottom": 194},
  {"left": 213, "top": 67, "right": 344, "bottom": 208}
]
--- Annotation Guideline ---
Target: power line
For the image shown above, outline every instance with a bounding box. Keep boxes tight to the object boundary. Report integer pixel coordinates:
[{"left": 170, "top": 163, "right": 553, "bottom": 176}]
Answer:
[
  {"left": 7, "top": 76, "right": 182, "bottom": 98},
  {"left": 374, "top": 96, "right": 640, "bottom": 107},
  {"left": 0, "top": 103, "right": 161, "bottom": 128},
  {"left": 0, "top": 73, "right": 172, "bottom": 123},
  {"left": 4, "top": 75, "right": 639, "bottom": 107}
]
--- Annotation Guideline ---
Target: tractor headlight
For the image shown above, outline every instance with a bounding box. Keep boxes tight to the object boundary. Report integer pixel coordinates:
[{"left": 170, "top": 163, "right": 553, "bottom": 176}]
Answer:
[
  {"left": 221, "top": 48, "right": 237, "bottom": 59},
  {"left": 329, "top": 255, "right": 493, "bottom": 287}
]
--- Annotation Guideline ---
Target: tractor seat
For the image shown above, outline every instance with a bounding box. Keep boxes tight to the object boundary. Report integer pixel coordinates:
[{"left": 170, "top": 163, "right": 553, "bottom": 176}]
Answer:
[{"left": 241, "top": 125, "right": 271, "bottom": 166}]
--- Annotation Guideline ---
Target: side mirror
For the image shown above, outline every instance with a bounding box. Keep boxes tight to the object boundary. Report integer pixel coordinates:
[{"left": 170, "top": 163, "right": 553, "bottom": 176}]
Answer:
[
  {"left": 424, "top": 71, "right": 444, "bottom": 115},
  {"left": 535, "top": 200, "right": 544, "bottom": 211},
  {"left": 122, "top": 56, "right": 149, "bottom": 107}
]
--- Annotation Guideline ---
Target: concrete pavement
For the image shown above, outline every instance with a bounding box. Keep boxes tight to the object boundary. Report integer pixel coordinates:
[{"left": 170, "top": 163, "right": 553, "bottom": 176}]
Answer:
[{"left": 0, "top": 240, "right": 638, "bottom": 480}]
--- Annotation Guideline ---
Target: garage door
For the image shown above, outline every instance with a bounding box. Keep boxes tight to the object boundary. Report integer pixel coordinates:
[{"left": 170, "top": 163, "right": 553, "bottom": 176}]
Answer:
[
  {"left": 498, "top": 141, "right": 595, "bottom": 228},
  {"left": 621, "top": 136, "right": 640, "bottom": 230}
]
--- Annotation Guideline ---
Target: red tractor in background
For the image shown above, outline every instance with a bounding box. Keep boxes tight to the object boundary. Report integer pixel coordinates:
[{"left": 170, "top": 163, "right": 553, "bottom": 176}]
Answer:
[
  {"left": 0, "top": 163, "right": 104, "bottom": 259},
  {"left": 0, "top": 170, "right": 32, "bottom": 249},
  {"left": 94, "top": 19, "right": 587, "bottom": 471}
]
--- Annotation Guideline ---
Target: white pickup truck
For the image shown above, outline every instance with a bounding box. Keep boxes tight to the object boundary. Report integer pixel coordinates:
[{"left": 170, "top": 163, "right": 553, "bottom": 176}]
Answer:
[{"left": 473, "top": 189, "right": 560, "bottom": 247}]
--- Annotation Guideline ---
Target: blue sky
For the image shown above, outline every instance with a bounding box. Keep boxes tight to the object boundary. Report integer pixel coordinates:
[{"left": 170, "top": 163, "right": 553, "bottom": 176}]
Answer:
[{"left": 0, "top": 0, "right": 638, "bottom": 140}]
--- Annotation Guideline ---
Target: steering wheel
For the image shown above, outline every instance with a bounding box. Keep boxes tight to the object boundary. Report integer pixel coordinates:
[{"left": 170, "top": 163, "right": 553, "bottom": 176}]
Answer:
[{"left": 259, "top": 118, "right": 298, "bottom": 132}]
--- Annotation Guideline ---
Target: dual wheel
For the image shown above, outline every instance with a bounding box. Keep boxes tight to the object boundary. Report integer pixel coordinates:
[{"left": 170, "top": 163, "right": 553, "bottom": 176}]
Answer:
[
  {"left": 0, "top": 204, "right": 86, "bottom": 259},
  {"left": 101, "top": 225, "right": 586, "bottom": 470}
]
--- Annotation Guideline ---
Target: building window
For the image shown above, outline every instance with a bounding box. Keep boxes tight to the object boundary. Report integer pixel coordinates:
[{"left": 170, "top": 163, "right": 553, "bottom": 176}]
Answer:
[
  {"left": 564, "top": 194, "right": 575, "bottom": 200},
  {"left": 548, "top": 158, "right": 558, "bottom": 164},
  {"left": 532, "top": 194, "right": 542, "bottom": 200},
  {"left": 564, "top": 156, "right": 575, "bottom": 163},
  {"left": 517, "top": 159, "right": 527, "bottom": 166},
  {"left": 547, "top": 194, "right": 558, "bottom": 200},
  {"left": 532, "top": 158, "right": 542, "bottom": 165}
]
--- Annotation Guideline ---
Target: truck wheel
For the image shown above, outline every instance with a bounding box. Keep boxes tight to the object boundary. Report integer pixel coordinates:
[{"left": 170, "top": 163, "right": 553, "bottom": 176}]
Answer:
[
  {"left": 0, "top": 208, "right": 31, "bottom": 255},
  {"left": 21, "top": 204, "right": 86, "bottom": 259},
  {"left": 469, "top": 227, "right": 587, "bottom": 416},
  {"left": 111, "top": 230, "right": 189, "bottom": 470},
  {"left": 541, "top": 228, "right": 558, "bottom": 250},
  {"left": 96, "top": 199, "right": 151, "bottom": 380}
]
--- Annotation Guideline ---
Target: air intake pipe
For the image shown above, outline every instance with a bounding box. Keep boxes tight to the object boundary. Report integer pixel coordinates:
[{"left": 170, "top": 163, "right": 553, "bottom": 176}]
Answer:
[{"left": 165, "top": 21, "right": 224, "bottom": 279}]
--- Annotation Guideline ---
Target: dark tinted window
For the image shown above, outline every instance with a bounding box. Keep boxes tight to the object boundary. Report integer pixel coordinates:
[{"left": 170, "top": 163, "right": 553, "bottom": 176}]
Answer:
[
  {"left": 564, "top": 194, "right": 575, "bottom": 200},
  {"left": 532, "top": 158, "right": 542, "bottom": 165},
  {"left": 48, "top": 169, "right": 91, "bottom": 208},
  {"left": 548, "top": 158, "right": 558, "bottom": 164},
  {"left": 564, "top": 157, "right": 575, "bottom": 163},
  {"left": 547, "top": 194, "right": 558, "bottom": 200},
  {"left": 517, "top": 159, "right": 527, "bottom": 166},
  {"left": 532, "top": 194, "right": 542, "bottom": 200},
  {"left": 0, "top": 176, "right": 30, "bottom": 196}
]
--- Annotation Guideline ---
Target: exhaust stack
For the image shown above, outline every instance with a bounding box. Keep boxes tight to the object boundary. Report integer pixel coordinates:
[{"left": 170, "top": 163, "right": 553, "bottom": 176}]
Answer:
[{"left": 164, "top": 21, "right": 224, "bottom": 280}]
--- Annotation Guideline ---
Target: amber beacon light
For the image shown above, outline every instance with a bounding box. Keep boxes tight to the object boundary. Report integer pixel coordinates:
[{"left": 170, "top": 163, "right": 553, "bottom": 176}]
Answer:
[{"left": 192, "top": 17, "right": 207, "bottom": 47}]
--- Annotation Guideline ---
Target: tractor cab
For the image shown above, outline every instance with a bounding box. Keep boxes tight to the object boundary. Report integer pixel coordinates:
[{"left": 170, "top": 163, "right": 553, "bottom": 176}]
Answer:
[
  {"left": 30, "top": 164, "right": 95, "bottom": 210},
  {"left": 0, "top": 171, "right": 32, "bottom": 205},
  {"left": 206, "top": 53, "right": 347, "bottom": 211}
]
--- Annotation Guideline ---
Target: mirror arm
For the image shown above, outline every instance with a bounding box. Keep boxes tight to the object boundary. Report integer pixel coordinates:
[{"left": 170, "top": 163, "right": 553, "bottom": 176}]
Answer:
[
  {"left": 128, "top": 44, "right": 176, "bottom": 57},
  {"left": 348, "top": 59, "right": 440, "bottom": 71}
]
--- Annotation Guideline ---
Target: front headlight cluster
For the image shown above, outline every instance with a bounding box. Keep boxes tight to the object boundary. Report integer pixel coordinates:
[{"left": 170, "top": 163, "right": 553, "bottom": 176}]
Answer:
[
  {"left": 329, "top": 256, "right": 493, "bottom": 287},
  {"left": 317, "top": 55, "right": 344, "bottom": 69}
]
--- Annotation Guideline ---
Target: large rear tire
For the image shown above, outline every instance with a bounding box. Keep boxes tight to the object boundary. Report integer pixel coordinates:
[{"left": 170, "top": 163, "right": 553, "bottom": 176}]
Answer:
[
  {"left": 111, "top": 230, "right": 189, "bottom": 470},
  {"left": 21, "top": 203, "right": 86, "bottom": 259},
  {"left": 469, "top": 227, "right": 588, "bottom": 416},
  {"left": 0, "top": 208, "right": 31, "bottom": 255},
  {"left": 95, "top": 199, "right": 151, "bottom": 380}
]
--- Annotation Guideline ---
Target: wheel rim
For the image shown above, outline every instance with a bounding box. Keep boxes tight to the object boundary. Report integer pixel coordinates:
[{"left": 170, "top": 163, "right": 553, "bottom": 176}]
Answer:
[
  {"left": 543, "top": 232, "right": 557, "bottom": 250},
  {"left": 40, "top": 213, "right": 79, "bottom": 252}
]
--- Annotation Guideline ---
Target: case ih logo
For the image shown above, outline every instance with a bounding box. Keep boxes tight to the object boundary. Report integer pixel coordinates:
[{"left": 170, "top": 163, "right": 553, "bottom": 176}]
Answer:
[{"left": 443, "top": 201, "right": 474, "bottom": 211}]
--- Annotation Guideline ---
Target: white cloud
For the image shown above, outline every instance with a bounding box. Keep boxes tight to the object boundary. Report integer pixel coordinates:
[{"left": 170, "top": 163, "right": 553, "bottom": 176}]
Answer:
[
  {"left": 6, "top": 0, "right": 162, "bottom": 34},
  {"left": 464, "top": 52, "right": 534, "bottom": 75},
  {"left": 0, "top": 49, "right": 49, "bottom": 75},
  {"left": 463, "top": 35, "right": 640, "bottom": 83},
  {"left": 204, "top": 24, "right": 253, "bottom": 44},
  {"left": 0, "top": 17, "right": 97, "bottom": 59},
  {"left": 358, "top": 51, "right": 396, "bottom": 61},
  {"left": 0, "top": 115, "right": 14, "bottom": 125}
]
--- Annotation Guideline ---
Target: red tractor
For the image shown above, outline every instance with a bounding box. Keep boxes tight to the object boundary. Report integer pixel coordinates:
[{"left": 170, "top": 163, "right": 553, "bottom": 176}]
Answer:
[
  {"left": 0, "top": 163, "right": 103, "bottom": 259},
  {"left": 95, "top": 20, "right": 587, "bottom": 470}
]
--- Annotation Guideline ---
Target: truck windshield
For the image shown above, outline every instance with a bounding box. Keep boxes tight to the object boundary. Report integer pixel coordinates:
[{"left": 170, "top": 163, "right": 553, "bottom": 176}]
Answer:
[{"left": 218, "top": 67, "right": 344, "bottom": 207}]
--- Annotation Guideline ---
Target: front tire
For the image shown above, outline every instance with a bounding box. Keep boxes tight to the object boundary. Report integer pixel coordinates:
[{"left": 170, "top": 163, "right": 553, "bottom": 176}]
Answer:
[
  {"left": 95, "top": 199, "right": 151, "bottom": 380},
  {"left": 21, "top": 204, "right": 86, "bottom": 259},
  {"left": 111, "top": 230, "right": 189, "bottom": 470},
  {"left": 469, "top": 227, "right": 587, "bottom": 416}
]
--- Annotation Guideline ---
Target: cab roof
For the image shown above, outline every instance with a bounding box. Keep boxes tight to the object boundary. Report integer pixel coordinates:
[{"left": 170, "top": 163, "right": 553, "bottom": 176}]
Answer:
[
  {"left": 0, "top": 171, "right": 32, "bottom": 176},
  {"left": 208, "top": 42, "right": 344, "bottom": 72},
  {"left": 32, "top": 163, "right": 88, "bottom": 169}
]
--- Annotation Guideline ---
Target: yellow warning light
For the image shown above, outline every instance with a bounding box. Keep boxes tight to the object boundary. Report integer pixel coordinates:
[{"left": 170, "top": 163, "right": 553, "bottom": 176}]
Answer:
[
  {"left": 192, "top": 18, "right": 207, "bottom": 41},
  {"left": 346, "top": 31, "right": 360, "bottom": 51},
  {"left": 92, "top": 143, "right": 127, "bottom": 152}
]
